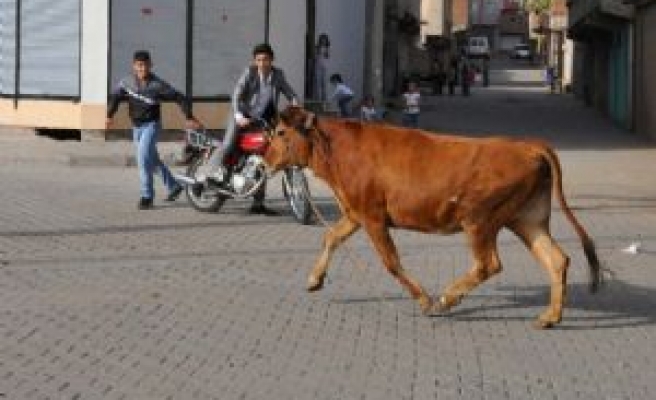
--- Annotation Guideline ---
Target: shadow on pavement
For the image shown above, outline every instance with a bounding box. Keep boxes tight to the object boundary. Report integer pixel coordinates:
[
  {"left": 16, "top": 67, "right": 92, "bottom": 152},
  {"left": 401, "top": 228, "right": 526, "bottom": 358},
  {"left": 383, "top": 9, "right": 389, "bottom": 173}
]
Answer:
[
  {"left": 440, "top": 281, "right": 656, "bottom": 329},
  {"left": 331, "top": 280, "right": 656, "bottom": 330}
]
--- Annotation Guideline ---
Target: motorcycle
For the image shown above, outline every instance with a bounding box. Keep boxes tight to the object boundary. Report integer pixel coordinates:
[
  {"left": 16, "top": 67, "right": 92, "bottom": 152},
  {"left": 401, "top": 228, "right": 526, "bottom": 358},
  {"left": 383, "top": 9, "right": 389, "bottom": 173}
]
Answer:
[{"left": 173, "top": 122, "right": 313, "bottom": 225}]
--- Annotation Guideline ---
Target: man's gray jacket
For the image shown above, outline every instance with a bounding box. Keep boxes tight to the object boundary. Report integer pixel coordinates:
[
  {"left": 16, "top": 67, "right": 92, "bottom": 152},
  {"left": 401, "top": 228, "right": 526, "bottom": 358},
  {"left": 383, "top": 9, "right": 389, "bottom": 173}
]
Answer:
[{"left": 232, "top": 66, "right": 297, "bottom": 120}]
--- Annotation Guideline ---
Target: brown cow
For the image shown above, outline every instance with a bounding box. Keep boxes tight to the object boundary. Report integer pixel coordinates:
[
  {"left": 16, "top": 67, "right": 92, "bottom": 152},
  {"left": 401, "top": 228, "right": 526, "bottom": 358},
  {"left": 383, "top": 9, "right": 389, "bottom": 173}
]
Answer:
[{"left": 264, "top": 106, "right": 601, "bottom": 328}]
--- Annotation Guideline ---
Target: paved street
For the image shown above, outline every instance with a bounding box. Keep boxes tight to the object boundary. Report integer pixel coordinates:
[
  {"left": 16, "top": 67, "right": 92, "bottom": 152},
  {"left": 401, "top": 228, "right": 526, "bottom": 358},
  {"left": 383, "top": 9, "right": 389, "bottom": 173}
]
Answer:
[{"left": 1, "top": 81, "right": 656, "bottom": 400}]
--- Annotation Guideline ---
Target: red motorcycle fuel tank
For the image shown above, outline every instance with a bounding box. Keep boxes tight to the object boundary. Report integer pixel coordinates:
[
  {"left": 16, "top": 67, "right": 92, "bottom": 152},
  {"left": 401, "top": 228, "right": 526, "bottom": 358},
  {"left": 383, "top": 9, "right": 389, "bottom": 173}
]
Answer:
[{"left": 238, "top": 130, "right": 268, "bottom": 154}]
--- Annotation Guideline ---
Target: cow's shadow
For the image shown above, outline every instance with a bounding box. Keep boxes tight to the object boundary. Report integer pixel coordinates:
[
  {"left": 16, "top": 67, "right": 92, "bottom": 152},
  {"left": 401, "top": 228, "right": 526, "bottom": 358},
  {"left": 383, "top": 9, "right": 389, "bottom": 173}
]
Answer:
[
  {"left": 443, "top": 280, "right": 656, "bottom": 330},
  {"left": 334, "top": 280, "right": 656, "bottom": 330}
]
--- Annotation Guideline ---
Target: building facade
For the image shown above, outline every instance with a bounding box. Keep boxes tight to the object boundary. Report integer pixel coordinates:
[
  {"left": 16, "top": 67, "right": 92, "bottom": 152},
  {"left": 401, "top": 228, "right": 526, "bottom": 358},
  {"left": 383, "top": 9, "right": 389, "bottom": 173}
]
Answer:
[
  {"left": 631, "top": 0, "right": 656, "bottom": 138},
  {"left": 568, "top": 0, "right": 634, "bottom": 129},
  {"left": 0, "top": 0, "right": 370, "bottom": 134}
]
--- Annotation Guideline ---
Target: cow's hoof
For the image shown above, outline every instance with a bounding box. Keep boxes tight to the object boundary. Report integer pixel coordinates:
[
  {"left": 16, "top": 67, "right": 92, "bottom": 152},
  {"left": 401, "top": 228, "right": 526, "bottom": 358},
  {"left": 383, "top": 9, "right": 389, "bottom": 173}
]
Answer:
[
  {"left": 533, "top": 319, "right": 555, "bottom": 329},
  {"left": 419, "top": 297, "right": 433, "bottom": 316},
  {"left": 307, "top": 274, "right": 325, "bottom": 292},
  {"left": 435, "top": 294, "right": 461, "bottom": 313},
  {"left": 534, "top": 312, "right": 561, "bottom": 329}
]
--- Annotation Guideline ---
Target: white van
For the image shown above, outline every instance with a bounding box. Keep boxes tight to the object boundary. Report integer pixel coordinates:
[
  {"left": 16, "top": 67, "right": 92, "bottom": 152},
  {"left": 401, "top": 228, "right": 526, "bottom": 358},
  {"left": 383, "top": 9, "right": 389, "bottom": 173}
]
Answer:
[{"left": 467, "top": 36, "right": 490, "bottom": 59}]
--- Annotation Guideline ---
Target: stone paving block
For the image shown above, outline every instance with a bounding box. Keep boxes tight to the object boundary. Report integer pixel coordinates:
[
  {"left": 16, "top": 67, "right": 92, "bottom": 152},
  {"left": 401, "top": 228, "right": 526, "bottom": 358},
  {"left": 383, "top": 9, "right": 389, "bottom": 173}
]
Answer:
[{"left": 1, "top": 86, "right": 656, "bottom": 400}]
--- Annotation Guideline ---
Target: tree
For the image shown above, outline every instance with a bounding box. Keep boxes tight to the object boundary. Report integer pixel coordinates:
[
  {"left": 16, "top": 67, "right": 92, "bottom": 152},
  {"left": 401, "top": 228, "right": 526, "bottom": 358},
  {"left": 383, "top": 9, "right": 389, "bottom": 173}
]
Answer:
[{"left": 526, "top": 0, "right": 552, "bottom": 14}]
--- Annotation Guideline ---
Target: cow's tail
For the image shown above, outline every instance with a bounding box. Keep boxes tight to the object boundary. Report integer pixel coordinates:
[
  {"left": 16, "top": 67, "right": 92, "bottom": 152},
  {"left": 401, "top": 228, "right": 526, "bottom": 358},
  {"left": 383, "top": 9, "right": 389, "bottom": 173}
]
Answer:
[{"left": 539, "top": 145, "right": 602, "bottom": 293}]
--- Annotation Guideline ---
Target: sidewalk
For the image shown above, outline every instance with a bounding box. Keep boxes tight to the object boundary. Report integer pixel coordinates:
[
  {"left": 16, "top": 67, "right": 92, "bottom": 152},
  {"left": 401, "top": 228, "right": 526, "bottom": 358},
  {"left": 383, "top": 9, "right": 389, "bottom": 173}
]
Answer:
[
  {"left": 2, "top": 85, "right": 653, "bottom": 168},
  {"left": 0, "top": 126, "right": 183, "bottom": 167}
]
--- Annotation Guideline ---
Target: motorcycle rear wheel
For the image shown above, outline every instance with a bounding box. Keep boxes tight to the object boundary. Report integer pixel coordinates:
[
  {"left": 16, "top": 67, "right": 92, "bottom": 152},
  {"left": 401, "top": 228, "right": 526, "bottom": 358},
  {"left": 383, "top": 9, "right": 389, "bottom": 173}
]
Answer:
[
  {"left": 185, "top": 157, "right": 227, "bottom": 213},
  {"left": 283, "top": 167, "right": 313, "bottom": 225}
]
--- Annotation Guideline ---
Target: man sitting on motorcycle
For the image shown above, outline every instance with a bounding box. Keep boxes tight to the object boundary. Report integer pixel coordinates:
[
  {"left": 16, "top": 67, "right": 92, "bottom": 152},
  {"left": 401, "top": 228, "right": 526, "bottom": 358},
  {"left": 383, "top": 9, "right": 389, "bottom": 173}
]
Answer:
[{"left": 207, "top": 43, "right": 299, "bottom": 215}]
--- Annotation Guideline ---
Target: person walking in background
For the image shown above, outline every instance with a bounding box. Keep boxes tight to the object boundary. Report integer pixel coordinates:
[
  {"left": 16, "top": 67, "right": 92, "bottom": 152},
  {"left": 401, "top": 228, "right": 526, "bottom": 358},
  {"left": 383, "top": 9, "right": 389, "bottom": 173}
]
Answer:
[
  {"left": 313, "top": 34, "right": 330, "bottom": 101},
  {"left": 329, "top": 73, "right": 354, "bottom": 117},
  {"left": 546, "top": 65, "right": 558, "bottom": 94},
  {"left": 401, "top": 81, "right": 421, "bottom": 128},
  {"left": 106, "top": 50, "right": 201, "bottom": 210}
]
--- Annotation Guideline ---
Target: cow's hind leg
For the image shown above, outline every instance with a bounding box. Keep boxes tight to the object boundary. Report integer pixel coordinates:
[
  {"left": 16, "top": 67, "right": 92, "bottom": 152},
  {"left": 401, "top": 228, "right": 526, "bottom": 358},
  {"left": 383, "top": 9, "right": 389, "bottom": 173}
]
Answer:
[
  {"left": 437, "top": 227, "right": 502, "bottom": 313},
  {"left": 307, "top": 216, "right": 360, "bottom": 291},
  {"left": 365, "top": 223, "right": 433, "bottom": 314},
  {"left": 510, "top": 222, "right": 569, "bottom": 329}
]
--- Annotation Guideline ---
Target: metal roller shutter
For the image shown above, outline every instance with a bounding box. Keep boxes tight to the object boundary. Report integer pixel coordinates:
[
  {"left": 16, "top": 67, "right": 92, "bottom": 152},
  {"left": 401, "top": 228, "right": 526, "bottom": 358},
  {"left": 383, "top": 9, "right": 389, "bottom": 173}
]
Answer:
[
  {"left": 20, "top": 0, "right": 80, "bottom": 97},
  {"left": 192, "top": 0, "right": 266, "bottom": 97},
  {"left": 110, "top": 0, "right": 187, "bottom": 93},
  {"left": 0, "top": 0, "right": 16, "bottom": 95}
]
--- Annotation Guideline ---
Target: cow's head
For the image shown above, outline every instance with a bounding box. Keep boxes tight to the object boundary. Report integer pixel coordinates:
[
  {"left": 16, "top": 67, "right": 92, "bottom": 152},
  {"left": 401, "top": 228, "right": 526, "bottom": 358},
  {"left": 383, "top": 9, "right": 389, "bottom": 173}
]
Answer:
[{"left": 264, "top": 106, "right": 316, "bottom": 172}]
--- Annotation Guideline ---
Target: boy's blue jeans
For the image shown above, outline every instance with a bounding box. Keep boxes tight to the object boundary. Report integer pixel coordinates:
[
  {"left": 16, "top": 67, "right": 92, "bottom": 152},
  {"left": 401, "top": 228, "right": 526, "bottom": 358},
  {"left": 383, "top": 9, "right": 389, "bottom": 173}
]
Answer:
[
  {"left": 133, "top": 121, "right": 179, "bottom": 199},
  {"left": 337, "top": 94, "right": 353, "bottom": 117}
]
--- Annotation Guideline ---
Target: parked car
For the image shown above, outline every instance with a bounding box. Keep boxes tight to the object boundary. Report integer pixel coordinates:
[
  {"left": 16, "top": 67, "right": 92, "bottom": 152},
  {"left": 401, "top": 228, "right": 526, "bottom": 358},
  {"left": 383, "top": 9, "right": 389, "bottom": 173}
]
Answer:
[
  {"left": 467, "top": 36, "right": 490, "bottom": 59},
  {"left": 511, "top": 43, "right": 532, "bottom": 60}
]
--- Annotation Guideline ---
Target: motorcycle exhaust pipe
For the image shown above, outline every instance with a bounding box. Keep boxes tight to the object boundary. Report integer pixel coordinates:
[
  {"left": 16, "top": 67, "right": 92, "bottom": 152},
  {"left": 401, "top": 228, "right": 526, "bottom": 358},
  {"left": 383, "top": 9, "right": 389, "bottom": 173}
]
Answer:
[{"left": 173, "top": 174, "right": 197, "bottom": 186}]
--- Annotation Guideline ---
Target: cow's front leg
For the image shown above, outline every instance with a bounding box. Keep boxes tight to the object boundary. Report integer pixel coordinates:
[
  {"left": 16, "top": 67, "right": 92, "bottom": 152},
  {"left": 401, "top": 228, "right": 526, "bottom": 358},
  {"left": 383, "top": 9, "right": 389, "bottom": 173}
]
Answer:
[
  {"left": 308, "top": 216, "right": 360, "bottom": 291},
  {"left": 365, "top": 222, "right": 433, "bottom": 314}
]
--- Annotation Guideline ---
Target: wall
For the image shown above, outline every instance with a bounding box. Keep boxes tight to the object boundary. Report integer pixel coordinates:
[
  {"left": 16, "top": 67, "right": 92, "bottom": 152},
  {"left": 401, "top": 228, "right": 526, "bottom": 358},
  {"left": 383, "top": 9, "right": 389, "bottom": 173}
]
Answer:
[
  {"left": 268, "top": 0, "right": 307, "bottom": 103},
  {"left": 470, "top": 0, "right": 502, "bottom": 26},
  {"left": 421, "top": 0, "right": 446, "bottom": 41},
  {"left": 110, "top": 0, "right": 187, "bottom": 91},
  {"left": 452, "top": 0, "right": 470, "bottom": 31},
  {"left": 315, "top": 0, "right": 367, "bottom": 99},
  {"left": 192, "top": 0, "right": 267, "bottom": 97},
  {"left": 635, "top": 2, "right": 656, "bottom": 138},
  {"left": 80, "top": 0, "right": 109, "bottom": 128}
]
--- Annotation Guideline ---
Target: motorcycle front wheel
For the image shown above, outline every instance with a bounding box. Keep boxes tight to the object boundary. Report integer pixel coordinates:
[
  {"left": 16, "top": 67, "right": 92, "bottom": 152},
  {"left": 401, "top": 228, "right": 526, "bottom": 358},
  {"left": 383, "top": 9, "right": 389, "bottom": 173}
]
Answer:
[
  {"left": 282, "top": 167, "right": 313, "bottom": 225},
  {"left": 185, "top": 157, "right": 227, "bottom": 213}
]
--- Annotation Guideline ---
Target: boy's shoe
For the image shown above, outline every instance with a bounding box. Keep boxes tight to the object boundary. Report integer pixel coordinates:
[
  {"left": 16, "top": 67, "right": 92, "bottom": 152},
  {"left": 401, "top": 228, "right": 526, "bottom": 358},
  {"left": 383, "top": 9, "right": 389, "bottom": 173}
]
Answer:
[
  {"left": 248, "top": 203, "right": 279, "bottom": 216},
  {"left": 138, "top": 197, "right": 154, "bottom": 210},
  {"left": 165, "top": 186, "right": 183, "bottom": 202}
]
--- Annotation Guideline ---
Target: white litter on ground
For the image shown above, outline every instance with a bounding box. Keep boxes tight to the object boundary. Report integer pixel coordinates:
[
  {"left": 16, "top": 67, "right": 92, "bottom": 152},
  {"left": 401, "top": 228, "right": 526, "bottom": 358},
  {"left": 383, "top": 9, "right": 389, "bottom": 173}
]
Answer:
[{"left": 622, "top": 242, "right": 642, "bottom": 255}]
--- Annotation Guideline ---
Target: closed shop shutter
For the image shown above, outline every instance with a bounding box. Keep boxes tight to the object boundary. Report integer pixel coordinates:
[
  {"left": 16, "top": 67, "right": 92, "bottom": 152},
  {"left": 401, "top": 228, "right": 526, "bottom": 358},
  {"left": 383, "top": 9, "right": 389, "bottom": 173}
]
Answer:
[
  {"left": 110, "top": 0, "right": 187, "bottom": 93},
  {"left": 193, "top": 0, "right": 266, "bottom": 97},
  {"left": 0, "top": 0, "right": 16, "bottom": 95},
  {"left": 20, "top": 0, "right": 80, "bottom": 97}
]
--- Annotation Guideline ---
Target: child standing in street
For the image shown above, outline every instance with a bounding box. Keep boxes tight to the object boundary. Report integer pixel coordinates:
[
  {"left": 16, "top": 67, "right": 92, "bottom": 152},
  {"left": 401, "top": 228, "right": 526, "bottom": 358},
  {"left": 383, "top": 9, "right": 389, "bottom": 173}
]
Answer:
[
  {"left": 107, "top": 50, "right": 201, "bottom": 210},
  {"left": 402, "top": 81, "right": 421, "bottom": 128},
  {"left": 360, "top": 95, "right": 383, "bottom": 121},
  {"left": 329, "top": 73, "right": 354, "bottom": 117}
]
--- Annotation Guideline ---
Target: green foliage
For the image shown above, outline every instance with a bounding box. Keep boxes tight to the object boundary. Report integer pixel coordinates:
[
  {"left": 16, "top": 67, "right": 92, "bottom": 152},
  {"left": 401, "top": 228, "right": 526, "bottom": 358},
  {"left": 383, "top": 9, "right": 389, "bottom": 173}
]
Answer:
[{"left": 526, "top": 0, "right": 552, "bottom": 13}]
